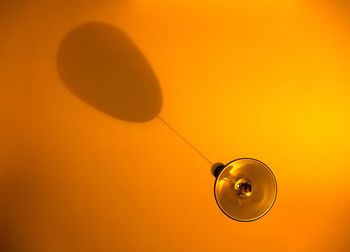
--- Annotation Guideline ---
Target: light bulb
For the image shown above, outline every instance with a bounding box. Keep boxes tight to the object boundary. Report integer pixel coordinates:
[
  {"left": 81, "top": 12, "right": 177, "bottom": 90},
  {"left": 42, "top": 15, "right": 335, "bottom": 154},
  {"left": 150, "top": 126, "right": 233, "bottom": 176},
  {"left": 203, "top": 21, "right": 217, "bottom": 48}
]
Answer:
[{"left": 213, "top": 158, "right": 277, "bottom": 221}]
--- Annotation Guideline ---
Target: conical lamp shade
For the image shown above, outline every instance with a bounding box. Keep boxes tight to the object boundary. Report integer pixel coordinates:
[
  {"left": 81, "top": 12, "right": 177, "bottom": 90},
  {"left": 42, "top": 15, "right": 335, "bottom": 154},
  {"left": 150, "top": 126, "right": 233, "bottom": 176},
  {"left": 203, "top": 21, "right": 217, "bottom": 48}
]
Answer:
[{"left": 214, "top": 158, "right": 277, "bottom": 221}]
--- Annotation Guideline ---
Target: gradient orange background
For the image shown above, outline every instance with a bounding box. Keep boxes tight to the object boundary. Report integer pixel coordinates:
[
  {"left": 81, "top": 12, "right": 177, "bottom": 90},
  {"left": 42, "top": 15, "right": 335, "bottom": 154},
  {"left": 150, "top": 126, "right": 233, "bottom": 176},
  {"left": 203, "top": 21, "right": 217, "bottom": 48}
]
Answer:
[{"left": 2, "top": 0, "right": 350, "bottom": 251}]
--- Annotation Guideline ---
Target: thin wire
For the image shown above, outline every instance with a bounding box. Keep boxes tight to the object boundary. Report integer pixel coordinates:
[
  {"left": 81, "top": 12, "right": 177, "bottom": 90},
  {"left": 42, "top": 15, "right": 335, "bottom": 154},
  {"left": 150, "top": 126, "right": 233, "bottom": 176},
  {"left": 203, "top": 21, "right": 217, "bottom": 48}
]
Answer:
[{"left": 158, "top": 116, "right": 213, "bottom": 165}]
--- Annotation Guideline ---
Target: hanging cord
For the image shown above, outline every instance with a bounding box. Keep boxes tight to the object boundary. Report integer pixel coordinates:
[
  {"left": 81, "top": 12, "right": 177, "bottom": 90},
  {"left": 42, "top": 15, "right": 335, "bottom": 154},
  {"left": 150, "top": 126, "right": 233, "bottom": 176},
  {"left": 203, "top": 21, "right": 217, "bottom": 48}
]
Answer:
[{"left": 158, "top": 116, "right": 213, "bottom": 165}]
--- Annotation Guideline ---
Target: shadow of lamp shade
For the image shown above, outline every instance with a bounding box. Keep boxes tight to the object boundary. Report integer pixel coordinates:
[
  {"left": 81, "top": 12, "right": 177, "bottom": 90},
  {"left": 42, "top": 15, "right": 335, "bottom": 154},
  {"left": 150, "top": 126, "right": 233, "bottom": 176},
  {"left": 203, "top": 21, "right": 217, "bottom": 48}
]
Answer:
[
  {"left": 57, "top": 22, "right": 162, "bottom": 122},
  {"left": 213, "top": 158, "right": 277, "bottom": 221}
]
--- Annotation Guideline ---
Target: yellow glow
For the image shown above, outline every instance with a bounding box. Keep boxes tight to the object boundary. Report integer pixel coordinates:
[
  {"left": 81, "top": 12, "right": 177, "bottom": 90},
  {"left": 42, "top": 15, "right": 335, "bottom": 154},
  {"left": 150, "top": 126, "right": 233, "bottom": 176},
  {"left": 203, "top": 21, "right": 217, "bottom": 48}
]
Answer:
[{"left": 2, "top": 0, "right": 350, "bottom": 251}]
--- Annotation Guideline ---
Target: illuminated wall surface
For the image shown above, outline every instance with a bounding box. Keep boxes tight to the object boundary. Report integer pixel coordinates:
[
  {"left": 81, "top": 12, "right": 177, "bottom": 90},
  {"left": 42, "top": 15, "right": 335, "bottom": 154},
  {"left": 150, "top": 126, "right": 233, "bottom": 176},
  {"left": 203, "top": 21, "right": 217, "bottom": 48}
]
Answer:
[{"left": 2, "top": 0, "right": 350, "bottom": 251}]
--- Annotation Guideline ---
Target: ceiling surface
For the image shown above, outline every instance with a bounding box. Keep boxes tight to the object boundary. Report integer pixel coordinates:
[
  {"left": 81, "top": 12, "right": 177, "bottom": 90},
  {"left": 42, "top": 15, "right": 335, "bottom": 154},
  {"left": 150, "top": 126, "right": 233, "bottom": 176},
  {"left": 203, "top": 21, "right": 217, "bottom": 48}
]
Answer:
[{"left": 2, "top": 0, "right": 350, "bottom": 251}]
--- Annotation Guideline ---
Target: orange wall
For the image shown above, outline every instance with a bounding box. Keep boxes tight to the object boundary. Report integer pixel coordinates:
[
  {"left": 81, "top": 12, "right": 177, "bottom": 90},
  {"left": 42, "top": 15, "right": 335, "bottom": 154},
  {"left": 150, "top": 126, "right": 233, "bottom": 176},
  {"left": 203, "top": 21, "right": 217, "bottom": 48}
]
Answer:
[{"left": 2, "top": 0, "right": 350, "bottom": 251}]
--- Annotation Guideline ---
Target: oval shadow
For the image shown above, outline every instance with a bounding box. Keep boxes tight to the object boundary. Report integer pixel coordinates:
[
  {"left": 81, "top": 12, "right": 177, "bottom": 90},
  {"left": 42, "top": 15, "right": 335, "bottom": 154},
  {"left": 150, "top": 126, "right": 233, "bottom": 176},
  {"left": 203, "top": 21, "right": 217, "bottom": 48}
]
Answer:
[{"left": 57, "top": 22, "right": 162, "bottom": 122}]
